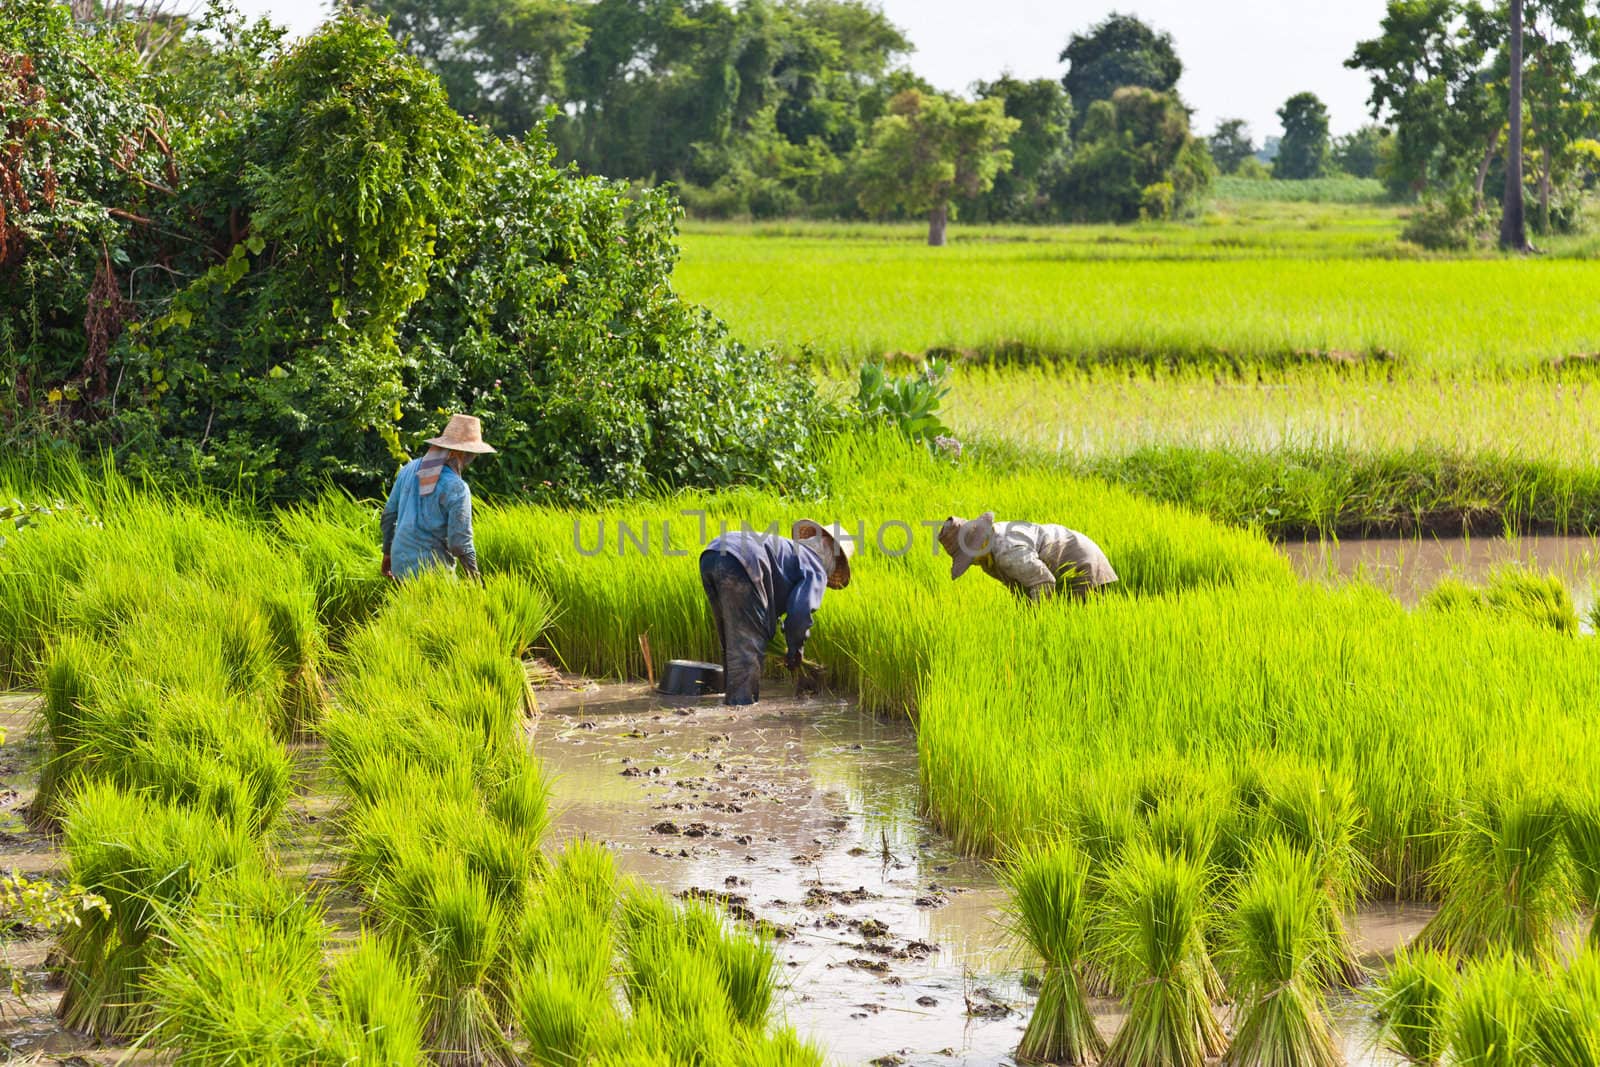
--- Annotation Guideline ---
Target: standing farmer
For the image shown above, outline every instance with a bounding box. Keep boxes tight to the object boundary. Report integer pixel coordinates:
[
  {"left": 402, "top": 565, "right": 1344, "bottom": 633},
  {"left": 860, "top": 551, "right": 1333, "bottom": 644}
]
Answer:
[
  {"left": 381, "top": 414, "right": 495, "bottom": 581},
  {"left": 699, "top": 520, "right": 854, "bottom": 705},
  {"left": 938, "top": 512, "right": 1116, "bottom": 601}
]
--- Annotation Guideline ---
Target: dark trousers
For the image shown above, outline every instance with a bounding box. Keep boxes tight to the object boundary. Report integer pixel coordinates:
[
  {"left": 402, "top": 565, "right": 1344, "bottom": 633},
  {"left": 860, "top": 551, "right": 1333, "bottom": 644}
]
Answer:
[{"left": 699, "top": 550, "right": 772, "bottom": 705}]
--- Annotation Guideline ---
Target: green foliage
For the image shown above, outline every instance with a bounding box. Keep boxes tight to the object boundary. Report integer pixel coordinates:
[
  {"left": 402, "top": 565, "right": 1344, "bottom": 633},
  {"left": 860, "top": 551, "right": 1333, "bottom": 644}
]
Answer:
[
  {"left": 1333, "top": 123, "right": 1393, "bottom": 179},
  {"left": 853, "top": 359, "right": 951, "bottom": 446},
  {"left": 1208, "top": 118, "right": 1257, "bottom": 175},
  {"left": 1057, "top": 87, "right": 1214, "bottom": 222},
  {"left": 1402, "top": 190, "right": 1494, "bottom": 250},
  {"left": 1059, "top": 12, "right": 1183, "bottom": 126},
  {"left": 6, "top": 8, "right": 826, "bottom": 502},
  {"left": 1447, "top": 953, "right": 1537, "bottom": 1067},
  {"left": 1275, "top": 92, "right": 1332, "bottom": 180},
  {"left": 1373, "top": 947, "right": 1455, "bottom": 1065},
  {"left": 855, "top": 89, "right": 1020, "bottom": 242}
]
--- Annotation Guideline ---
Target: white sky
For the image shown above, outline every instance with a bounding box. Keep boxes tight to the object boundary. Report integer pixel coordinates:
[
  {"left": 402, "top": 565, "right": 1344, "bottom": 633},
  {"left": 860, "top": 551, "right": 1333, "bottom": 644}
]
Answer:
[{"left": 232, "top": 0, "right": 1390, "bottom": 141}]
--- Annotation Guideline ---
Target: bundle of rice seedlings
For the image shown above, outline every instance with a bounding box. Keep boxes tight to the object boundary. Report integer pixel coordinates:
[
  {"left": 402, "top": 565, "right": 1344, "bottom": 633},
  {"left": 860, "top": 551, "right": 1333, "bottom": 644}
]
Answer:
[
  {"left": 1098, "top": 844, "right": 1225, "bottom": 1067},
  {"left": 320, "top": 934, "right": 428, "bottom": 1066},
  {"left": 1532, "top": 949, "right": 1600, "bottom": 1067},
  {"left": 275, "top": 495, "right": 390, "bottom": 640},
  {"left": 1446, "top": 953, "right": 1535, "bottom": 1067},
  {"left": 32, "top": 633, "right": 110, "bottom": 825},
  {"left": 257, "top": 586, "right": 327, "bottom": 736},
  {"left": 487, "top": 756, "right": 551, "bottom": 856},
  {"left": 1564, "top": 787, "right": 1600, "bottom": 949},
  {"left": 737, "top": 1025, "right": 827, "bottom": 1067},
  {"left": 146, "top": 868, "right": 327, "bottom": 1062},
  {"left": 1371, "top": 947, "right": 1454, "bottom": 1066},
  {"left": 1004, "top": 839, "right": 1105, "bottom": 1065},
  {"left": 1420, "top": 784, "right": 1569, "bottom": 962},
  {"left": 1261, "top": 769, "right": 1373, "bottom": 985},
  {"left": 57, "top": 782, "right": 258, "bottom": 1039},
  {"left": 1220, "top": 840, "right": 1342, "bottom": 1067},
  {"left": 481, "top": 572, "right": 554, "bottom": 659},
  {"left": 399, "top": 858, "right": 514, "bottom": 1067}
]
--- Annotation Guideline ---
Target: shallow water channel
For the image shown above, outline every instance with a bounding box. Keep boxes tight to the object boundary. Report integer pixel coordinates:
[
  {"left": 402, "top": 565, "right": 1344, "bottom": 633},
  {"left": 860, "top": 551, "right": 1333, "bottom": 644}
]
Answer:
[
  {"left": 1280, "top": 533, "right": 1600, "bottom": 616},
  {"left": 534, "top": 679, "right": 1423, "bottom": 1067}
]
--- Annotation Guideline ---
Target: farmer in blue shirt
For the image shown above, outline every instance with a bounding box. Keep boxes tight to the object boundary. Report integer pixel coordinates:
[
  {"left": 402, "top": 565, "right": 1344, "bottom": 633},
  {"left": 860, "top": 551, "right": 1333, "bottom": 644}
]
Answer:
[
  {"left": 699, "top": 520, "right": 854, "bottom": 705},
  {"left": 381, "top": 414, "right": 495, "bottom": 581}
]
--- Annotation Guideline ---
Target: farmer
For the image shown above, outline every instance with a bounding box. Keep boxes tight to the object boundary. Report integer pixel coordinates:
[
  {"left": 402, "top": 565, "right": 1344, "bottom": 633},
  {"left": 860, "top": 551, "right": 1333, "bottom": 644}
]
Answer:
[
  {"left": 698, "top": 520, "right": 855, "bottom": 706},
  {"left": 938, "top": 512, "right": 1117, "bottom": 601},
  {"left": 380, "top": 414, "right": 495, "bottom": 581}
]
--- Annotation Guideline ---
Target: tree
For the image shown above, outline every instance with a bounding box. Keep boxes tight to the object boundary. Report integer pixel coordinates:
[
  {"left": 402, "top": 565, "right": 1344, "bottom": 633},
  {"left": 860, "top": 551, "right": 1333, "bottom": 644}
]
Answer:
[
  {"left": 1275, "top": 92, "right": 1331, "bottom": 179},
  {"left": 1055, "top": 87, "right": 1214, "bottom": 222},
  {"left": 967, "top": 75, "right": 1072, "bottom": 219},
  {"left": 855, "top": 90, "right": 1019, "bottom": 245},
  {"left": 1331, "top": 123, "right": 1392, "bottom": 178},
  {"left": 1501, "top": 0, "right": 1527, "bottom": 249},
  {"left": 1059, "top": 13, "right": 1182, "bottom": 127},
  {"left": 1208, "top": 118, "right": 1255, "bottom": 174}
]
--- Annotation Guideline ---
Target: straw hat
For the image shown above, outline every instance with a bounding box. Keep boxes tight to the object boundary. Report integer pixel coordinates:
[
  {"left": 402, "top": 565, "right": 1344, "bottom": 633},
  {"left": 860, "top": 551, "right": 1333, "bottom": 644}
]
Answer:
[
  {"left": 426, "top": 413, "right": 496, "bottom": 454},
  {"left": 792, "top": 519, "right": 856, "bottom": 589},
  {"left": 938, "top": 512, "right": 995, "bottom": 580}
]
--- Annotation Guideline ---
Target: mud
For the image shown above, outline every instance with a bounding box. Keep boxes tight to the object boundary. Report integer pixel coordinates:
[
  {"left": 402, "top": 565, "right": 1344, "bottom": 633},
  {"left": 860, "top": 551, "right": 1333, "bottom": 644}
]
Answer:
[
  {"left": 534, "top": 678, "right": 1430, "bottom": 1067},
  {"left": 1282, "top": 533, "right": 1600, "bottom": 618}
]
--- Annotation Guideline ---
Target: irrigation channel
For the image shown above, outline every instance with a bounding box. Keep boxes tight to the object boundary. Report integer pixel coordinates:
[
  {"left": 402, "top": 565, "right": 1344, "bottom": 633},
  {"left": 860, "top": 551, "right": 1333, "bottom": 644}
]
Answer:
[
  {"left": 1281, "top": 534, "right": 1600, "bottom": 614},
  {"left": 534, "top": 677, "right": 1426, "bottom": 1067}
]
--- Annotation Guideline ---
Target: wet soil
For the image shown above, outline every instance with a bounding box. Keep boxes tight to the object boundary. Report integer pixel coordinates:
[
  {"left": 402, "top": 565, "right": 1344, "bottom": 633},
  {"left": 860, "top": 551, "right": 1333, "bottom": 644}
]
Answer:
[
  {"left": 533, "top": 678, "right": 1431, "bottom": 1067},
  {"left": 1282, "top": 533, "right": 1599, "bottom": 617}
]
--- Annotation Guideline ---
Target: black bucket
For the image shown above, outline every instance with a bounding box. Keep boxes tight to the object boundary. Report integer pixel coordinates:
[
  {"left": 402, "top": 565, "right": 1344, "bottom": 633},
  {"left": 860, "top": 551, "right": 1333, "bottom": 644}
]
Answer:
[{"left": 659, "top": 659, "right": 724, "bottom": 696}]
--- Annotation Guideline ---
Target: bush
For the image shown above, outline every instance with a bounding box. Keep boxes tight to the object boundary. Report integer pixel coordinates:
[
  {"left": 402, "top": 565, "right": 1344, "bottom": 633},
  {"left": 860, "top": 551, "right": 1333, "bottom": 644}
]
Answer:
[
  {"left": 3, "top": 6, "right": 827, "bottom": 503},
  {"left": 1401, "top": 191, "right": 1493, "bottom": 251}
]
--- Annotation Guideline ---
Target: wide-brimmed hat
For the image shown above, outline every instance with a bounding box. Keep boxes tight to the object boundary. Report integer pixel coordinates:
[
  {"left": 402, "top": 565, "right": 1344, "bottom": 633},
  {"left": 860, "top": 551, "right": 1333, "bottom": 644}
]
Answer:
[
  {"left": 938, "top": 512, "right": 995, "bottom": 580},
  {"left": 426, "top": 413, "right": 496, "bottom": 454},
  {"left": 792, "top": 519, "right": 855, "bottom": 589}
]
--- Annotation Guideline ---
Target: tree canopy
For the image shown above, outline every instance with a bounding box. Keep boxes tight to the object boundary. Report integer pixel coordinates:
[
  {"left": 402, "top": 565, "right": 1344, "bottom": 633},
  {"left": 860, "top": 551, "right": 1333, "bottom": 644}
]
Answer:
[
  {"left": 1275, "top": 92, "right": 1332, "bottom": 179},
  {"left": 0, "top": 1, "right": 826, "bottom": 500},
  {"left": 1059, "top": 13, "right": 1183, "bottom": 127}
]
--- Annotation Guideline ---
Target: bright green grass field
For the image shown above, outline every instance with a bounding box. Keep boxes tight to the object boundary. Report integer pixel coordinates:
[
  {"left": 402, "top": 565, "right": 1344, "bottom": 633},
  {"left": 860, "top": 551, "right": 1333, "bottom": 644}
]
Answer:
[{"left": 676, "top": 211, "right": 1600, "bottom": 370}]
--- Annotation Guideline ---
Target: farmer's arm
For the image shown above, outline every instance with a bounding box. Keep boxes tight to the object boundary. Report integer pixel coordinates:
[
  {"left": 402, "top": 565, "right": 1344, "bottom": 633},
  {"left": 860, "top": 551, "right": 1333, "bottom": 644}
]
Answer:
[
  {"left": 445, "top": 480, "right": 480, "bottom": 579},
  {"left": 990, "top": 535, "right": 1056, "bottom": 600},
  {"left": 782, "top": 570, "right": 825, "bottom": 664}
]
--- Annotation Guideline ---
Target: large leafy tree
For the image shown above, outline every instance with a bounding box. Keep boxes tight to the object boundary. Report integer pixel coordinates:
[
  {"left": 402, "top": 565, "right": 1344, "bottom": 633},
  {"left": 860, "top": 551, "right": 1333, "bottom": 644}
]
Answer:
[
  {"left": 965, "top": 75, "right": 1072, "bottom": 220},
  {"left": 855, "top": 89, "right": 1019, "bottom": 245},
  {"left": 1055, "top": 87, "right": 1214, "bottom": 222},
  {"left": 1274, "top": 92, "right": 1332, "bottom": 179},
  {"left": 1207, "top": 118, "right": 1256, "bottom": 174},
  {"left": 1331, "top": 123, "right": 1392, "bottom": 178},
  {"left": 1059, "top": 13, "right": 1182, "bottom": 128}
]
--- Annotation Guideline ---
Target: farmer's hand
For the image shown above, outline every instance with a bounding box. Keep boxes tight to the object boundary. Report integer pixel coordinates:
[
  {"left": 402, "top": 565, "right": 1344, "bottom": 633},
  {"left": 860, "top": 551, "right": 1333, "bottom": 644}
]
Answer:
[
  {"left": 784, "top": 648, "right": 803, "bottom": 672},
  {"left": 381, "top": 554, "right": 394, "bottom": 579}
]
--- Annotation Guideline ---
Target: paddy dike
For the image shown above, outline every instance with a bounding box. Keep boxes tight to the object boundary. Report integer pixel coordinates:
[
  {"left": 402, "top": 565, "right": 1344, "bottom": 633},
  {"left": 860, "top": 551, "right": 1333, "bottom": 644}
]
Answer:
[{"left": 533, "top": 678, "right": 1430, "bottom": 1067}]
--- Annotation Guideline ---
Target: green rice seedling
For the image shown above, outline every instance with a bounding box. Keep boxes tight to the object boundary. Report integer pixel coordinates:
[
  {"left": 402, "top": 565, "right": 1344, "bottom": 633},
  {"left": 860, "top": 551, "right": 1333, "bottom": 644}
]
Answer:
[
  {"left": 1420, "top": 783, "right": 1570, "bottom": 962},
  {"left": 1532, "top": 949, "right": 1600, "bottom": 1067},
  {"left": 146, "top": 868, "right": 327, "bottom": 1063},
  {"left": 1098, "top": 844, "right": 1225, "bottom": 1067},
  {"left": 393, "top": 856, "right": 514, "bottom": 1067},
  {"left": 1446, "top": 953, "right": 1536, "bottom": 1067},
  {"left": 256, "top": 585, "right": 327, "bottom": 735},
  {"left": 275, "top": 494, "right": 389, "bottom": 640},
  {"left": 513, "top": 874, "right": 619, "bottom": 1067},
  {"left": 481, "top": 572, "right": 554, "bottom": 660},
  {"left": 57, "top": 781, "right": 259, "bottom": 1039},
  {"left": 1004, "top": 838, "right": 1105, "bottom": 1064},
  {"left": 1564, "top": 786, "right": 1600, "bottom": 949},
  {"left": 1371, "top": 947, "right": 1455, "bottom": 1066},
  {"left": 736, "top": 1026, "right": 827, "bottom": 1067},
  {"left": 487, "top": 756, "right": 552, "bottom": 858},
  {"left": 1421, "top": 565, "right": 1580, "bottom": 634},
  {"left": 1220, "top": 840, "right": 1342, "bottom": 1067},
  {"left": 320, "top": 934, "right": 428, "bottom": 1066},
  {"left": 621, "top": 888, "right": 780, "bottom": 1033},
  {"left": 1259, "top": 768, "right": 1373, "bottom": 986},
  {"left": 32, "top": 633, "right": 111, "bottom": 825}
]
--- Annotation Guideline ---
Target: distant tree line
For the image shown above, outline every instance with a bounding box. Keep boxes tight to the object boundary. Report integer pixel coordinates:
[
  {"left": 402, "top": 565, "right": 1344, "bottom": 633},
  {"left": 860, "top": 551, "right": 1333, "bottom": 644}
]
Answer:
[{"left": 365, "top": 2, "right": 1221, "bottom": 232}]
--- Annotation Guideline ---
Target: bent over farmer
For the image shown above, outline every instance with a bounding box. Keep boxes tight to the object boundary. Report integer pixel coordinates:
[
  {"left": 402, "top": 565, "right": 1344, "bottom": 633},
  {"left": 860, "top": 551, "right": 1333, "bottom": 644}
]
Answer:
[
  {"left": 938, "top": 512, "right": 1117, "bottom": 601},
  {"left": 381, "top": 414, "right": 495, "bottom": 581},
  {"left": 699, "top": 520, "right": 854, "bottom": 706}
]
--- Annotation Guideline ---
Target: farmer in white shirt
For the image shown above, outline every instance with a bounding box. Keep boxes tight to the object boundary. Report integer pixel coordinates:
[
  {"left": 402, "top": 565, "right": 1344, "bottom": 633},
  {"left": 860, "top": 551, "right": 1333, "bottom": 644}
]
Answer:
[{"left": 937, "top": 511, "right": 1117, "bottom": 601}]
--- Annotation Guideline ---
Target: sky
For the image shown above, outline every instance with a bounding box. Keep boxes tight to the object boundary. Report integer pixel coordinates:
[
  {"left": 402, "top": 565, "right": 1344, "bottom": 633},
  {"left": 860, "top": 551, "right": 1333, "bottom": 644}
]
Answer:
[{"left": 231, "top": 0, "right": 1392, "bottom": 142}]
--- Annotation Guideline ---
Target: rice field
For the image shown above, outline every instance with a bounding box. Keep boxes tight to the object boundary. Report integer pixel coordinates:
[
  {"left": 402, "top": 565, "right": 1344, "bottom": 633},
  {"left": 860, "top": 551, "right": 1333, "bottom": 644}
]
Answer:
[
  {"left": 7, "top": 435, "right": 1600, "bottom": 1063},
  {"left": 675, "top": 218, "right": 1600, "bottom": 371}
]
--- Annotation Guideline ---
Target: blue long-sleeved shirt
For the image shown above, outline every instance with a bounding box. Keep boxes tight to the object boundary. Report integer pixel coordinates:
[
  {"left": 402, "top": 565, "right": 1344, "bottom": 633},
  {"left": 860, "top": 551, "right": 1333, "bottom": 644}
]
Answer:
[
  {"left": 380, "top": 458, "right": 477, "bottom": 579},
  {"left": 705, "top": 531, "right": 828, "bottom": 654}
]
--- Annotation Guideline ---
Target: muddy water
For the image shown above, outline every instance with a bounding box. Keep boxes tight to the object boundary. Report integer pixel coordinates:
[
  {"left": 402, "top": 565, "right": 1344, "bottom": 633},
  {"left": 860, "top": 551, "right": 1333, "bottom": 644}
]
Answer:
[
  {"left": 1282, "top": 533, "right": 1600, "bottom": 615},
  {"left": 534, "top": 679, "right": 1426, "bottom": 1067}
]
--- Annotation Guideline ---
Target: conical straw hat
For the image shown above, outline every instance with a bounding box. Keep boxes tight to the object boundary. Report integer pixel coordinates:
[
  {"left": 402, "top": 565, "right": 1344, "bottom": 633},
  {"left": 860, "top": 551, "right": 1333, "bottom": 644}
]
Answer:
[{"left": 426, "top": 414, "right": 496, "bottom": 454}]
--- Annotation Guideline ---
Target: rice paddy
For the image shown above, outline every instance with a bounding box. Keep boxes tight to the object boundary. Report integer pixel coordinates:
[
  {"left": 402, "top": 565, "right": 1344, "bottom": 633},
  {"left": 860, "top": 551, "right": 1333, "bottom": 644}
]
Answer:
[{"left": 6, "top": 390, "right": 1600, "bottom": 1061}]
